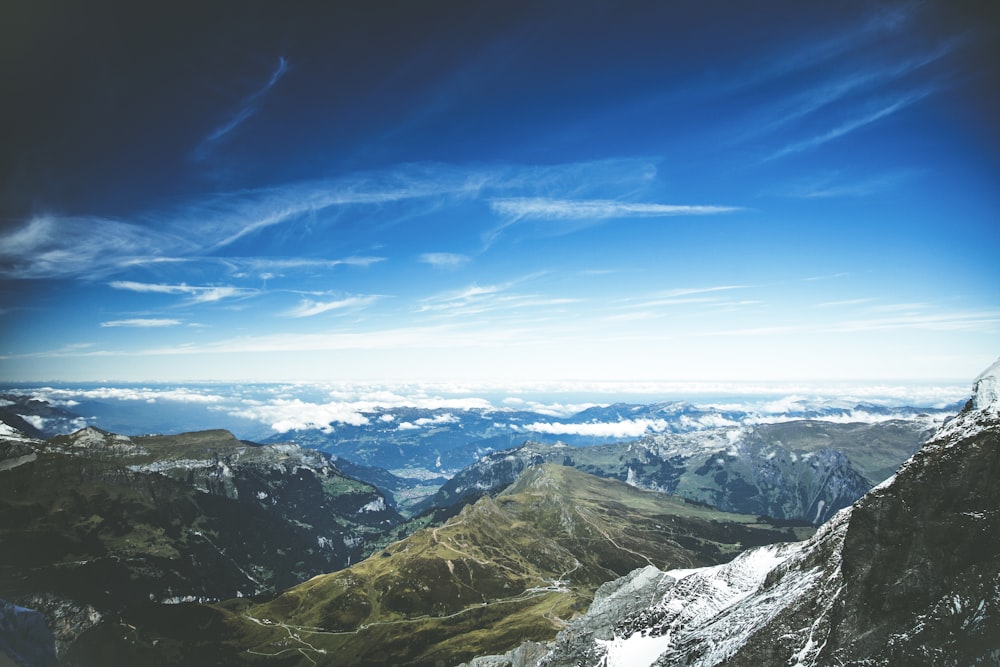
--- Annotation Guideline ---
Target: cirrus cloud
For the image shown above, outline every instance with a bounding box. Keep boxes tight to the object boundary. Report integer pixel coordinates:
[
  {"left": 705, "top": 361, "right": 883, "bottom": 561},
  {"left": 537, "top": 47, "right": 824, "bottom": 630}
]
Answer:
[
  {"left": 108, "top": 280, "right": 258, "bottom": 304},
  {"left": 490, "top": 197, "right": 743, "bottom": 220},
  {"left": 100, "top": 318, "right": 182, "bottom": 328},
  {"left": 418, "top": 252, "right": 471, "bottom": 268},
  {"left": 284, "top": 295, "right": 382, "bottom": 318}
]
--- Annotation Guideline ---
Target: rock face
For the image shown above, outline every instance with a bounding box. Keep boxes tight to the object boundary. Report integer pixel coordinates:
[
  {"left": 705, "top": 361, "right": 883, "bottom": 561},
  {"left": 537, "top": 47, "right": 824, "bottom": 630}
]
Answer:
[
  {"left": 418, "top": 419, "right": 933, "bottom": 524},
  {"left": 482, "top": 361, "right": 1000, "bottom": 666}
]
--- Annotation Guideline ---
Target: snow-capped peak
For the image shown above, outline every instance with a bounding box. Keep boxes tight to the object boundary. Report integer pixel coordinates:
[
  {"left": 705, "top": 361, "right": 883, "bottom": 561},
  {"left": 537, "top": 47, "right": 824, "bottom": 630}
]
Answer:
[
  {"left": 931, "top": 357, "right": 1000, "bottom": 445},
  {"left": 971, "top": 357, "right": 1000, "bottom": 413}
]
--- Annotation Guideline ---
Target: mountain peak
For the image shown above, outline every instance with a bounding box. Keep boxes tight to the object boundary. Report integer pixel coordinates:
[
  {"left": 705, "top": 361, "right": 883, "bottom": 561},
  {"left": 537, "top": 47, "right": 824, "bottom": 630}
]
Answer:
[
  {"left": 58, "top": 425, "right": 148, "bottom": 456},
  {"left": 934, "top": 357, "right": 1000, "bottom": 444},
  {"left": 972, "top": 356, "right": 1000, "bottom": 413},
  {"left": 503, "top": 462, "right": 571, "bottom": 494}
]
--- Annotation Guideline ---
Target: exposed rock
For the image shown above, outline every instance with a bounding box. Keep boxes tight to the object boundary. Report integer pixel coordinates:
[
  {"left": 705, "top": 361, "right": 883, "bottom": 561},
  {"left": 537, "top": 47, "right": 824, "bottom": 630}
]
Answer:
[{"left": 16, "top": 594, "right": 102, "bottom": 660}]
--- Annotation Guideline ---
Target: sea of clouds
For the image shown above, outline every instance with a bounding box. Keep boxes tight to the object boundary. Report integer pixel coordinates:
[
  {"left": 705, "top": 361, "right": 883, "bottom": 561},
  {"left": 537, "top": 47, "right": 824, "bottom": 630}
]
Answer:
[{"left": 2, "top": 380, "right": 969, "bottom": 441}]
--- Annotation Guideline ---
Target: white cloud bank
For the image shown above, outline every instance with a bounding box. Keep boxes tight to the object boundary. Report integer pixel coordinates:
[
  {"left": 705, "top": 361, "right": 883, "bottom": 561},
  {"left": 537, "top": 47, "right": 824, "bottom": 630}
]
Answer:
[
  {"left": 397, "top": 413, "right": 458, "bottom": 430},
  {"left": 516, "top": 418, "right": 672, "bottom": 438},
  {"left": 26, "top": 386, "right": 228, "bottom": 405},
  {"left": 228, "top": 398, "right": 373, "bottom": 433}
]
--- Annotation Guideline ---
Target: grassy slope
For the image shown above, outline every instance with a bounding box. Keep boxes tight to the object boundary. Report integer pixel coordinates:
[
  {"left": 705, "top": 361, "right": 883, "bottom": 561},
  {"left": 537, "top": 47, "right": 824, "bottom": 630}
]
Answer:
[{"left": 89, "top": 464, "right": 811, "bottom": 667}]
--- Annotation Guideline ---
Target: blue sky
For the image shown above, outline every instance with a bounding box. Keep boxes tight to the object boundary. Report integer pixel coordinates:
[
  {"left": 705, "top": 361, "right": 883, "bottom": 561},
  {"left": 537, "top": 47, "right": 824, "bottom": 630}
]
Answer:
[{"left": 1, "top": 1, "right": 998, "bottom": 384}]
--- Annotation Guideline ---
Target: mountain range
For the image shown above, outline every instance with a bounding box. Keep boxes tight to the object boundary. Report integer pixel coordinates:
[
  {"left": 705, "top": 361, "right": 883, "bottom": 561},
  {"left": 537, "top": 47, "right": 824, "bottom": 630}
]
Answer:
[
  {"left": 0, "top": 367, "right": 991, "bottom": 665},
  {"left": 415, "top": 419, "right": 934, "bottom": 524},
  {"left": 55, "top": 464, "right": 809, "bottom": 666},
  {"left": 1, "top": 390, "right": 954, "bottom": 517},
  {"left": 465, "top": 359, "right": 1000, "bottom": 666},
  {"left": 258, "top": 400, "right": 953, "bottom": 483}
]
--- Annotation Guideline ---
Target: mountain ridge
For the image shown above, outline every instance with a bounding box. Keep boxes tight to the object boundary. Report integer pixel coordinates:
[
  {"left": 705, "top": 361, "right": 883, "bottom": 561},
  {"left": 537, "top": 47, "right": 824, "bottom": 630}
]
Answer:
[{"left": 416, "top": 419, "right": 932, "bottom": 524}]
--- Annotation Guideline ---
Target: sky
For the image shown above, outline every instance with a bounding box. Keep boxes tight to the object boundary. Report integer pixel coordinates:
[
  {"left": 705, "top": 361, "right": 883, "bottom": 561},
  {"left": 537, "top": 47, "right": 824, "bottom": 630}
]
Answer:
[{"left": 1, "top": 0, "right": 998, "bottom": 385}]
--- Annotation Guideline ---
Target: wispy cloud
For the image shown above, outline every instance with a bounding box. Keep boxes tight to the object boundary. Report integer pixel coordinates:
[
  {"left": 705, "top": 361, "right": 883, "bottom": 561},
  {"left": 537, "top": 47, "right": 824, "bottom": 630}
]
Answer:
[
  {"left": 748, "top": 41, "right": 957, "bottom": 145},
  {"left": 3, "top": 160, "right": 666, "bottom": 280},
  {"left": 237, "top": 256, "right": 385, "bottom": 271},
  {"left": 835, "top": 309, "right": 1000, "bottom": 333},
  {"left": 284, "top": 295, "right": 381, "bottom": 318},
  {"left": 418, "top": 252, "right": 471, "bottom": 269},
  {"left": 813, "top": 298, "right": 875, "bottom": 308},
  {"left": 614, "top": 285, "right": 751, "bottom": 314},
  {"left": 0, "top": 216, "right": 194, "bottom": 280},
  {"left": 700, "top": 307, "right": 1000, "bottom": 337},
  {"left": 803, "top": 273, "right": 850, "bottom": 282},
  {"left": 773, "top": 170, "right": 916, "bottom": 199},
  {"left": 490, "top": 198, "right": 742, "bottom": 221},
  {"left": 656, "top": 285, "right": 749, "bottom": 298},
  {"left": 100, "top": 318, "right": 182, "bottom": 328},
  {"left": 416, "top": 281, "right": 577, "bottom": 318},
  {"left": 108, "top": 281, "right": 257, "bottom": 304},
  {"left": 765, "top": 89, "right": 933, "bottom": 161},
  {"left": 417, "top": 283, "right": 507, "bottom": 314},
  {"left": 186, "top": 164, "right": 492, "bottom": 251},
  {"left": 196, "top": 56, "right": 289, "bottom": 157},
  {"left": 485, "top": 197, "right": 743, "bottom": 248}
]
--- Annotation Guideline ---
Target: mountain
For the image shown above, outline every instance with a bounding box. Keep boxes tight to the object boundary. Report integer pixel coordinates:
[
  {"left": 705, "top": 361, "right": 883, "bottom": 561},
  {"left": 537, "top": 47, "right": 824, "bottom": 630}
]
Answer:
[
  {"left": 0, "top": 394, "right": 88, "bottom": 440},
  {"left": 59, "top": 465, "right": 812, "bottom": 666},
  {"left": 477, "top": 359, "right": 1000, "bottom": 666},
  {"left": 3, "top": 389, "right": 954, "bottom": 517},
  {"left": 259, "top": 400, "right": 954, "bottom": 480},
  {"left": 0, "top": 426, "right": 402, "bottom": 657},
  {"left": 415, "top": 419, "right": 933, "bottom": 524}
]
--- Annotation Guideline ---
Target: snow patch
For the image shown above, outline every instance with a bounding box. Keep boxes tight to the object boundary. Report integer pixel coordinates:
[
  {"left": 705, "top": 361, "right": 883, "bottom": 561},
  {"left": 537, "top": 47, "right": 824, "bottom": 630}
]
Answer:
[
  {"left": 597, "top": 631, "right": 673, "bottom": 667},
  {"left": 358, "top": 497, "right": 386, "bottom": 513},
  {"left": 0, "top": 422, "right": 27, "bottom": 439},
  {"left": 812, "top": 500, "right": 826, "bottom": 524},
  {"left": 972, "top": 357, "right": 1000, "bottom": 413}
]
